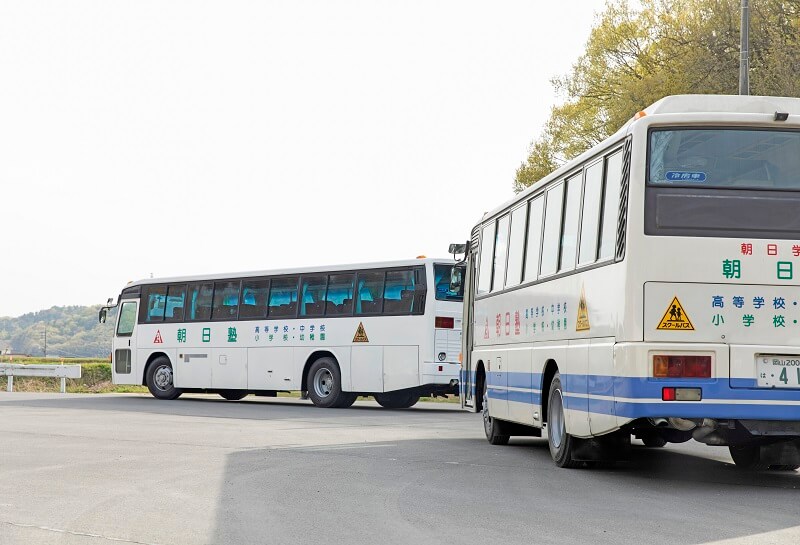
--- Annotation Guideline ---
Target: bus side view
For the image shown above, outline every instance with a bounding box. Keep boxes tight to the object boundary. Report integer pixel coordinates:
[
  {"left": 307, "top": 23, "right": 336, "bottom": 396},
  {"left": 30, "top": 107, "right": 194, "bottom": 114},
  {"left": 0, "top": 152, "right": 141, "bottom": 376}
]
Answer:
[
  {"left": 100, "top": 259, "right": 463, "bottom": 409},
  {"left": 457, "top": 95, "right": 800, "bottom": 469}
]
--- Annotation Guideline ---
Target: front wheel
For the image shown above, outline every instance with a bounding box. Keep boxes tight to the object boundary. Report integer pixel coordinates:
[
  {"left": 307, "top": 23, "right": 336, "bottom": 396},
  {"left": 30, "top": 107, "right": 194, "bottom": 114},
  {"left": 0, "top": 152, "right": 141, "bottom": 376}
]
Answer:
[
  {"left": 374, "top": 391, "right": 420, "bottom": 409},
  {"left": 547, "top": 372, "right": 580, "bottom": 468},
  {"left": 146, "top": 357, "right": 182, "bottom": 400},
  {"left": 482, "top": 379, "right": 509, "bottom": 445},
  {"left": 306, "top": 357, "right": 352, "bottom": 408}
]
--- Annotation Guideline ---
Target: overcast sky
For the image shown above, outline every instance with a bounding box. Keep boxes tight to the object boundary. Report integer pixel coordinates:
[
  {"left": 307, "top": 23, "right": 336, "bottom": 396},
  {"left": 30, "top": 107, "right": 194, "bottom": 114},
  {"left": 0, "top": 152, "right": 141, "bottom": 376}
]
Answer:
[{"left": 0, "top": 0, "right": 608, "bottom": 317}]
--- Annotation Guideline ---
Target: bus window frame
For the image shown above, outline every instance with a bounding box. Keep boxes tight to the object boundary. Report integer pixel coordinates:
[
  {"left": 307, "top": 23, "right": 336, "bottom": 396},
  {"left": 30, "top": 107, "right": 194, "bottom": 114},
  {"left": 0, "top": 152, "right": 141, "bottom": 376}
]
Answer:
[{"left": 474, "top": 137, "right": 629, "bottom": 301}]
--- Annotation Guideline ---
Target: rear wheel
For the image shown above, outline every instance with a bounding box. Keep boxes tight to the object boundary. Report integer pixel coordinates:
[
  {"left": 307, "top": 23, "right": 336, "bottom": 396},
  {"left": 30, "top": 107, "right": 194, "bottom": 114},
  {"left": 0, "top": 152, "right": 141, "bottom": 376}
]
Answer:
[
  {"left": 306, "top": 357, "right": 352, "bottom": 408},
  {"left": 482, "top": 380, "right": 509, "bottom": 445},
  {"left": 219, "top": 390, "right": 248, "bottom": 401},
  {"left": 547, "top": 373, "right": 580, "bottom": 468},
  {"left": 729, "top": 444, "right": 800, "bottom": 471},
  {"left": 374, "top": 391, "right": 420, "bottom": 409},
  {"left": 145, "top": 357, "right": 182, "bottom": 400},
  {"left": 642, "top": 435, "right": 667, "bottom": 448}
]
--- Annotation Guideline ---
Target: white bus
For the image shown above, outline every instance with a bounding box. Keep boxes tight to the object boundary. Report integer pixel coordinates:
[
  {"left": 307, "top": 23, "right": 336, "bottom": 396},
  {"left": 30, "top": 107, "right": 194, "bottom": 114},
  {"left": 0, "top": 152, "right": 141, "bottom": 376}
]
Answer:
[
  {"left": 101, "top": 258, "right": 463, "bottom": 408},
  {"left": 455, "top": 95, "right": 800, "bottom": 469}
]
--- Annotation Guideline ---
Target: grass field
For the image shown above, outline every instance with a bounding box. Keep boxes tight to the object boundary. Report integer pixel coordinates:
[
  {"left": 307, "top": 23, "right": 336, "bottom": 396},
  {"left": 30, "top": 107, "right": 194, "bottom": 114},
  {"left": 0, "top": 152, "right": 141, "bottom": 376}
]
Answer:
[{"left": 0, "top": 357, "right": 459, "bottom": 402}]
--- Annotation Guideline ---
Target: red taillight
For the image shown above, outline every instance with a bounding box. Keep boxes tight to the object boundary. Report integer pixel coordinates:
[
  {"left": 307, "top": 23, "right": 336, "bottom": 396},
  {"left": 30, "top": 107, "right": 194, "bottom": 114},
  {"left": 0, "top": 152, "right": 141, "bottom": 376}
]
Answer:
[
  {"left": 435, "top": 316, "right": 454, "bottom": 329},
  {"left": 662, "top": 387, "right": 676, "bottom": 401},
  {"left": 653, "top": 355, "right": 711, "bottom": 378}
]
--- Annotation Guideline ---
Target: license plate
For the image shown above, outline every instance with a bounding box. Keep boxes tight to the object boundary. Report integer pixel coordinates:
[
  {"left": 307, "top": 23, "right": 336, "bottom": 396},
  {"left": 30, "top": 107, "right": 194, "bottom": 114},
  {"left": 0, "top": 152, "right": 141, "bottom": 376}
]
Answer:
[{"left": 756, "top": 355, "right": 800, "bottom": 388}]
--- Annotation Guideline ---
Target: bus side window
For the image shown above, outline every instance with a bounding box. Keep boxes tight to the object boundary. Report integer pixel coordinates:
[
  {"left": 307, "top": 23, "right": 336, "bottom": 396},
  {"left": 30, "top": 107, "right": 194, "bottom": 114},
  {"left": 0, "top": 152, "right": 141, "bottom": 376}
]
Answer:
[
  {"left": 477, "top": 222, "right": 496, "bottom": 295},
  {"left": 384, "top": 269, "right": 415, "bottom": 314},
  {"left": 356, "top": 271, "right": 385, "bottom": 315},
  {"left": 164, "top": 284, "right": 187, "bottom": 322},
  {"left": 268, "top": 277, "right": 299, "bottom": 317},
  {"left": 540, "top": 183, "right": 565, "bottom": 277},
  {"left": 212, "top": 281, "right": 241, "bottom": 320},
  {"left": 523, "top": 196, "right": 544, "bottom": 282},
  {"left": 559, "top": 173, "right": 583, "bottom": 272},
  {"left": 599, "top": 150, "right": 624, "bottom": 260},
  {"left": 325, "top": 274, "right": 354, "bottom": 315},
  {"left": 141, "top": 285, "right": 167, "bottom": 323},
  {"left": 578, "top": 160, "right": 604, "bottom": 266},
  {"left": 300, "top": 275, "right": 327, "bottom": 317},
  {"left": 491, "top": 214, "right": 510, "bottom": 292},
  {"left": 239, "top": 279, "right": 269, "bottom": 319},
  {"left": 187, "top": 282, "right": 214, "bottom": 321},
  {"left": 505, "top": 205, "right": 527, "bottom": 288}
]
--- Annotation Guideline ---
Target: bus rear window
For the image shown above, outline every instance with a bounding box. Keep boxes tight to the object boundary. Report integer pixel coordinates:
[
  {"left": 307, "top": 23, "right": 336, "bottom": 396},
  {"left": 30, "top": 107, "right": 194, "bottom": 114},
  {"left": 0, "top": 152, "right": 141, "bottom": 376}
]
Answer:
[
  {"left": 646, "top": 128, "right": 800, "bottom": 239},
  {"left": 648, "top": 128, "right": 800, "bottom": 189},
  {"left": 434, "top": 264, "right": 464, "bottom": 302}
]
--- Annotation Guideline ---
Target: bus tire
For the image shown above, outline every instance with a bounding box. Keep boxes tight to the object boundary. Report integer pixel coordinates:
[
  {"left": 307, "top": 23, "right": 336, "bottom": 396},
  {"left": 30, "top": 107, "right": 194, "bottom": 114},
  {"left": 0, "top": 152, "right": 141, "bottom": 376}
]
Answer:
[
  {"left": 482, "top": 379, "right": 509, "bottom": 445},
  {"left": 306, "top": 357, "right": 350, "bottom": 408},
  {"left": 729, "top": 444, "right": 800, "bottom": 471},
  {"left": 642, "top": 435, "right": 667, "bottom": 448},
  {"left": 219, "top": 390, "right": 248, "bottom": 401},
  {"left": 547, "top": 373, "right": 580, "bottom": 468},
  {"left": 374, "top": 391, "right": 420, "bottom": 409},
  {"left": 729, "top": 444, "right": 770, "bottom": 470},
  {"left": 145, "top": 356, "right": 182, "bottom": 400},
  {"left": 335, "top": 392, "right": 358, "bottom": 408}
]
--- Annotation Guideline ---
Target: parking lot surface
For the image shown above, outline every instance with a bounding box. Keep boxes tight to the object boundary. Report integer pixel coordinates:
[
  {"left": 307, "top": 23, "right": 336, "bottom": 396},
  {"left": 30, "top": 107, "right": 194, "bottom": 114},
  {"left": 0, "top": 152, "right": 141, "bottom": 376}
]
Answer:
[{"left": 1, "top": 392, "right": 799, "bottom": 545}]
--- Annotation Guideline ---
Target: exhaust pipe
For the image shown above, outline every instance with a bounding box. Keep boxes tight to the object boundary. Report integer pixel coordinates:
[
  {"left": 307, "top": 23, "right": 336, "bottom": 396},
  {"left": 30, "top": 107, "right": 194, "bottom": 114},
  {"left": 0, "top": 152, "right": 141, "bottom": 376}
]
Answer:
[{"left": 668, "top": 417, "right": 698, "bottom": 431}]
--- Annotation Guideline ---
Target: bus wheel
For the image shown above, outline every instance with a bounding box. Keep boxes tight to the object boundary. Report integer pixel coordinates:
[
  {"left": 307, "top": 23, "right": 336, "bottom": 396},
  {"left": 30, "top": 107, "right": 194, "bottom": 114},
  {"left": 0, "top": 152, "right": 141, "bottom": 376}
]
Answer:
[
  {"left": 146, "top": 357, "right": 182, "bottom": 400},
  {"left": 219, "top": 390, "right": 248, "bottom": 401},
  {"left": 306, "top": 357, "right": 350, "bottom": 408},
  {"left": 482, "top": 380, "right": 509, "bottom": 445},
  {"left": 729, "top": 444, "right": 800, "bottom": 471},
  {"left": 374, "top": 391, "right": 420, "bottom": 409},
  {"left": 641, "top": 435, "right": 667, "bottom": 448},
  {"left": 547, "top": 373, "right": 580, "bottom": 468},
  {"left": 729, "top": 444, "right": 770, "bottom": 470},
  {"left": 335, "top": 393, "right": 358, "bottom": 408}
]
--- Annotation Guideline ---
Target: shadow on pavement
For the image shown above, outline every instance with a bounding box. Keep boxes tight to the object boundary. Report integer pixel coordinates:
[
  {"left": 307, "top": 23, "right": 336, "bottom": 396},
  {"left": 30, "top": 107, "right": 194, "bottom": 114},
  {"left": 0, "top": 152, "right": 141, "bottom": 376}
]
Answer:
[{"left": 211, "top": 436, "right": 800, "bottom": 545}]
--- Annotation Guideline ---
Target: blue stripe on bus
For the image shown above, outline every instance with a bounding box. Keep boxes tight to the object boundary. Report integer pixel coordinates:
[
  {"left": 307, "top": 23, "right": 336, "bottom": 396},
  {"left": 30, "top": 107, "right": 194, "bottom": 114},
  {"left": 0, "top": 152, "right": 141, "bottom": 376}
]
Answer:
[{"left": 473, "top": 369, "right": 800, "bottom": 420}]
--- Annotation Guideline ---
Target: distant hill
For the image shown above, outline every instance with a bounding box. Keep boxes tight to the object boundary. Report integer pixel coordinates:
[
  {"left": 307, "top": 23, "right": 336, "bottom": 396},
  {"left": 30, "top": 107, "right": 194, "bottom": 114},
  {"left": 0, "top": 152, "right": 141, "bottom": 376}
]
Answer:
[{"left": 0, "top": 305, "right": 117, "bottom": 359}]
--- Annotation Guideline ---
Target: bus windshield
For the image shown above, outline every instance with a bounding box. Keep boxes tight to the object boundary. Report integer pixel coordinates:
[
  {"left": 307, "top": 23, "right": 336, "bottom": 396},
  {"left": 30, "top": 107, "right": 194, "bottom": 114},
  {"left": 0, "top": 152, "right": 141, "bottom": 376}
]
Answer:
[
  {"left": 434, "top": 264, "right": 465, "bottom": 302},
  {"left": 648, "top": 128, "right": 800, "bottom": 190}
]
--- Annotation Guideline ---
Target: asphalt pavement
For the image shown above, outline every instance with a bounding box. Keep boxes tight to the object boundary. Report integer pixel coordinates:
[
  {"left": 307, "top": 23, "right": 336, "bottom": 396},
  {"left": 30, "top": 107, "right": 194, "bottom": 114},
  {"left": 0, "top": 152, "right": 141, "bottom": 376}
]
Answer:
[{"left": 1, "top": 392, "right": 798, "bottom": 545}]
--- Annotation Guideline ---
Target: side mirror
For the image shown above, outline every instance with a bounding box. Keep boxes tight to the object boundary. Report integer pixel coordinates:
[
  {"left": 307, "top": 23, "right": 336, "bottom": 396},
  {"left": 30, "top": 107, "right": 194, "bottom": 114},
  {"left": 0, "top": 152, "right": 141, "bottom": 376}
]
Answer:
[
  {"left": 448, "top": 243, "right": 467, "bottom": 256},
  {"left": 449, "top": 266, "right": 463, "bottom": 293},
  {"left": 99, "top": 308, "right": 107, "bottom": 324}
]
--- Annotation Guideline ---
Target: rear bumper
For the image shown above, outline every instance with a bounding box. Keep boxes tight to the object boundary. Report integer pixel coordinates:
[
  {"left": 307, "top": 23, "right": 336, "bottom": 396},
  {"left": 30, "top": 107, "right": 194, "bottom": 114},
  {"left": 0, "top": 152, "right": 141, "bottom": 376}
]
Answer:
[{"left": 611, "top": 342, "right": 800, "bottom": 423}]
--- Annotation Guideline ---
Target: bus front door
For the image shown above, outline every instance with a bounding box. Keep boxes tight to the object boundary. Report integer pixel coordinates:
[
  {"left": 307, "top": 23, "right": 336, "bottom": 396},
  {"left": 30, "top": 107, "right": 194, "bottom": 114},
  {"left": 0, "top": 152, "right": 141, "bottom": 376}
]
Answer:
[
  {"left": 461, "top": 254, "right": 476, "bottom": 410},
  {"left": 113, "top": 300, "right": 139, "bottom": 384}
]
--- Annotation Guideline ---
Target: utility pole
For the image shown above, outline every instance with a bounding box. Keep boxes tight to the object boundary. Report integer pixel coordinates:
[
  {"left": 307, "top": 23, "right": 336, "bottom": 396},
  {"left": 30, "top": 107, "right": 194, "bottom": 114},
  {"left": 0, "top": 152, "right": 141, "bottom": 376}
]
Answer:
[
  {"left": 42, "top": 323, "right": 47, "bottom": 358},
  {"left": 739, "top": 0, "right": 750, "bottom": 95}
]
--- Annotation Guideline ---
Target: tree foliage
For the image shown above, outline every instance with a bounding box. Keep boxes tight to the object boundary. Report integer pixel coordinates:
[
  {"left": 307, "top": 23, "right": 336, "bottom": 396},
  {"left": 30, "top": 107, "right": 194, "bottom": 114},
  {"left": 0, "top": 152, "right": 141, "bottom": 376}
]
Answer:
[
  {"left": 0, "top": 305, "right": 116, "bottom": 358},
  {"left": 515, "top": 0, "right": 800, "bottom": 191}
]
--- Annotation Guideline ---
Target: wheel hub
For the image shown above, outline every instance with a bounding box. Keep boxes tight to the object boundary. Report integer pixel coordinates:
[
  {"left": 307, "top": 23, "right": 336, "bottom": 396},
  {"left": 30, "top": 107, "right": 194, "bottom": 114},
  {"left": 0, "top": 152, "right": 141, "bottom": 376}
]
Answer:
[{"left": 154, "top": 366, "right": 173, "bottom": 391}]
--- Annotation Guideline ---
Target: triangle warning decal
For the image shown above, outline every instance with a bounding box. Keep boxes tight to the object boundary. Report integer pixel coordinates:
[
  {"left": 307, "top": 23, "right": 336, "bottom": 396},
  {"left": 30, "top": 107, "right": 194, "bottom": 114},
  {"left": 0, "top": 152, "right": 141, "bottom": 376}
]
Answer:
[
  {"left": 353, "top": 322, "right": 369, "bottom": 343},
  {"left": 657, "top": 297, "right": 695, "bottom": 331},
  {"left": 153, "top": 330, "right": 163, "bottom": 344},
  {"left": 576, "top": 286, "right": 590, "bottom": 331}
]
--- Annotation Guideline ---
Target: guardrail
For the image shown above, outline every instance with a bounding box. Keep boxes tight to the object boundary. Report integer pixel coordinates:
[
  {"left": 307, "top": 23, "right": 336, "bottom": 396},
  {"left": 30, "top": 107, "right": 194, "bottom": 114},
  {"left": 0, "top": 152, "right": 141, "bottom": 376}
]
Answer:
[{"left": 0, "top": 364, "right": 82, "bottom": 393}]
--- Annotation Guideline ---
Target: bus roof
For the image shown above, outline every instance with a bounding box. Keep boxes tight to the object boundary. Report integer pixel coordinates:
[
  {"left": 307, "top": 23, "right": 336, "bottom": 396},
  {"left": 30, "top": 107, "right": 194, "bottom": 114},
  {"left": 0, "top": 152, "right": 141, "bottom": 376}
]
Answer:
[
  {"left": 476, "top": 94, "right": 800, "bottom": 226},
  {"left": 123, "top": 257, "right": 456, "bottom": 288}
]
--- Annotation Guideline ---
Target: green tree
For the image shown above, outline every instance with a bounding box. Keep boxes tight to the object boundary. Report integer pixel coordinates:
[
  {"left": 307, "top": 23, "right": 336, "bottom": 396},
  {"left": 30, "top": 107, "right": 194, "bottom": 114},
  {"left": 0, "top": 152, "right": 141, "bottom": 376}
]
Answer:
[{"left": 516, "top": 0, "right": 800, "bottom": 191}]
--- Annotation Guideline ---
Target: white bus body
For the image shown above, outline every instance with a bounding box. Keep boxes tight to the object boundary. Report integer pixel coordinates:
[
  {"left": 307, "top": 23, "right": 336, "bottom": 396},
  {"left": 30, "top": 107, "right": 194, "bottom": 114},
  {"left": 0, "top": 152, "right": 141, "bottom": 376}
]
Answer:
[
  {"left": 458, "top": 95, "right": 800, "bottom": 468},
  {"left": 107, "top": 258, "right": 463, "bottom": 409}
]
